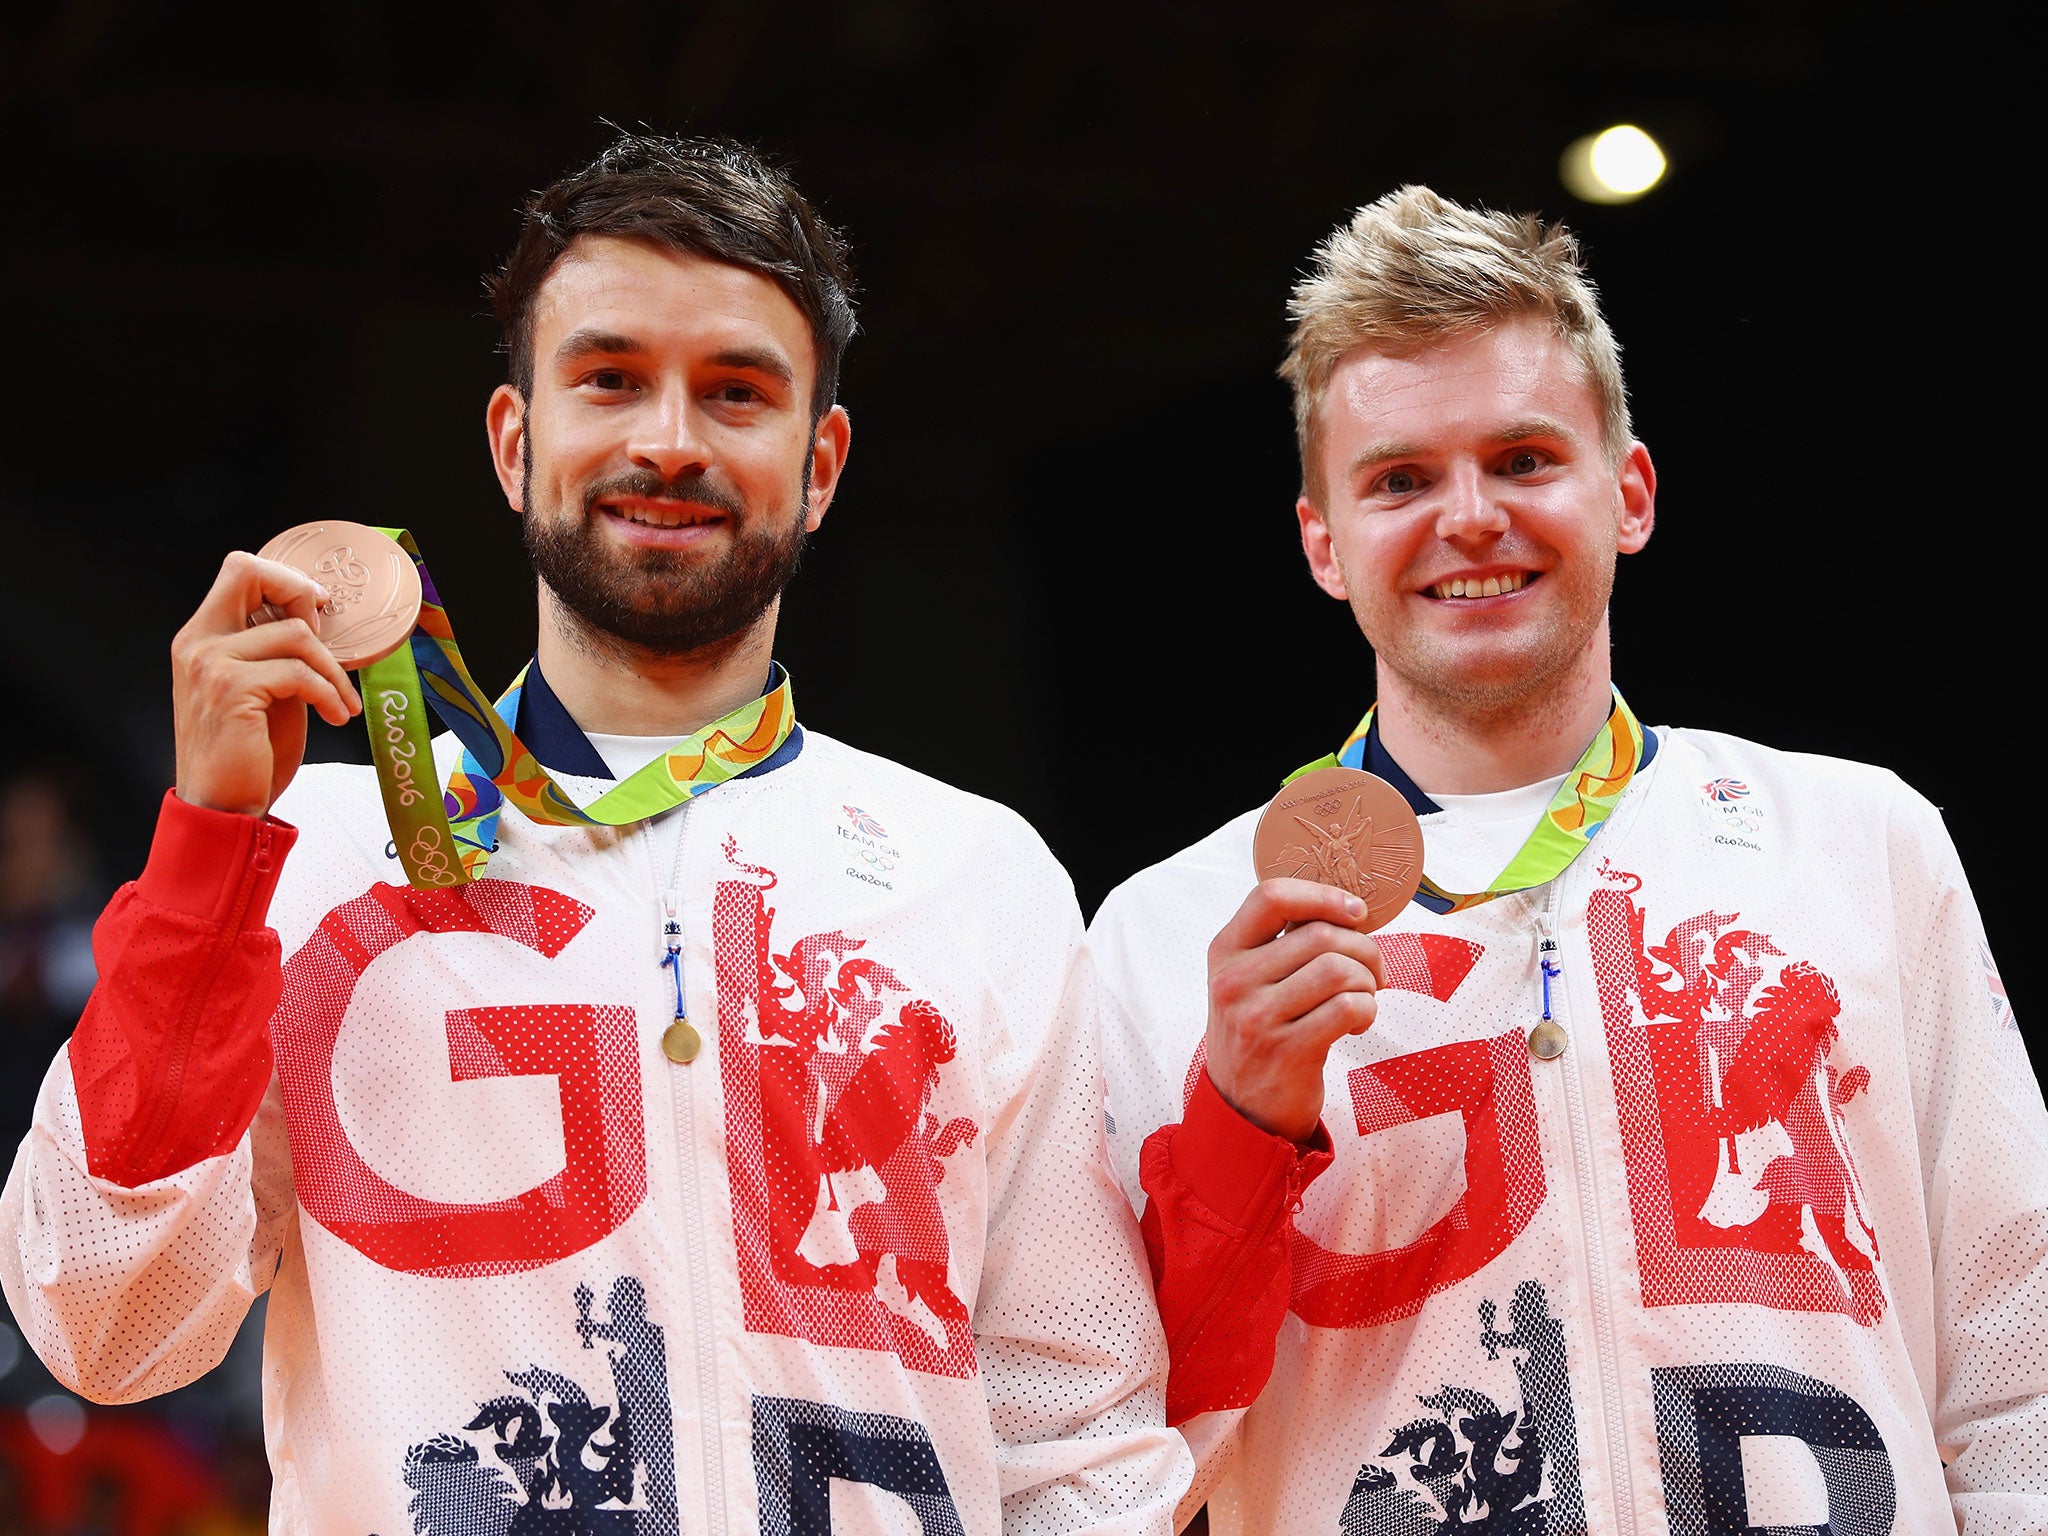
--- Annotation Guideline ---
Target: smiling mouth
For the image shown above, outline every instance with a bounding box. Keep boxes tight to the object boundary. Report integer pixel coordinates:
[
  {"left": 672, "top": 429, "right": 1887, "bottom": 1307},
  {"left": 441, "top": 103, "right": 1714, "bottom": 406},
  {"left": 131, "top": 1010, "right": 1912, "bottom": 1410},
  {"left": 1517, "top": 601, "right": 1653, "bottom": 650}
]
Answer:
[
  {"left": 1427, "top": 571, "right": 1538, "bottom": 600},
  {"left": 596, "top": 499, "right": 726, "bottom": 529}
]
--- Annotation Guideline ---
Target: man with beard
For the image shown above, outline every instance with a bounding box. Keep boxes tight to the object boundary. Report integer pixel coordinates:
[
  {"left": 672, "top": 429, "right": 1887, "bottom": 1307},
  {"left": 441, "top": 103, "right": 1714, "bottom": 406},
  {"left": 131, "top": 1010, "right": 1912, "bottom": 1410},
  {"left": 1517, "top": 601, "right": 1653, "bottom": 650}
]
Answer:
[
  {"left": 0, "top": 135, "right": 1188, "bottom": 1535},
  {"left": 1093, "top": 187, "right": 2048, "bottom": 1532}
]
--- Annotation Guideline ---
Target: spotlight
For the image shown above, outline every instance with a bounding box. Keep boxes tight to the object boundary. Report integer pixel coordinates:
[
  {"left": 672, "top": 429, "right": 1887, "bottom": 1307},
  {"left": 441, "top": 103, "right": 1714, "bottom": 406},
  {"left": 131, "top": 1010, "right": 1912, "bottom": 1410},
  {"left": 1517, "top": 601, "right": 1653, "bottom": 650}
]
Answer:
[{"left": 1560, "top": 125, "right": 1668, "bottom": 204}]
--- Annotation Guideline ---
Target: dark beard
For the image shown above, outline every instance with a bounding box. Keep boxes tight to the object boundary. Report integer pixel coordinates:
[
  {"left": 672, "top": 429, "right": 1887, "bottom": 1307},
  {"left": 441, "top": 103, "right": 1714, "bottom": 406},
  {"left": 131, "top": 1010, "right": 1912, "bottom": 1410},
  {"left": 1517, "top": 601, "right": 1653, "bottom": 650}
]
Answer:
[{"left": 522, "top": 462, "right": 809, "bottom": 660}]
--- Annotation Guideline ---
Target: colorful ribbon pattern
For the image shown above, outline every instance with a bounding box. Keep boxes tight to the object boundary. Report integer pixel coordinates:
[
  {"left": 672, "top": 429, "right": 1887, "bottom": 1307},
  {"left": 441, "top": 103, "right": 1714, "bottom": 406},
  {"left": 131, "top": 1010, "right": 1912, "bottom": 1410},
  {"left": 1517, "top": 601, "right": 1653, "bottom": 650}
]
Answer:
[
  {"left": 1286, "top": 688, "right": 1650, "bottom": 916},
  {"left": 356, "top": 528, "right": 795, "bottom": 888}
]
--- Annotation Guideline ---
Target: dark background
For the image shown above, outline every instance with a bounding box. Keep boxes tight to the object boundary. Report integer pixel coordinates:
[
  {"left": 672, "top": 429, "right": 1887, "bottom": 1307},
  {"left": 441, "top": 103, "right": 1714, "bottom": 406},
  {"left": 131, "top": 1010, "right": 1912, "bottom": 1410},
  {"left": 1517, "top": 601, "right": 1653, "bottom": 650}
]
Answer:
[{"left": 0, "top": 0, "right": 2023, "bottom": 1524}]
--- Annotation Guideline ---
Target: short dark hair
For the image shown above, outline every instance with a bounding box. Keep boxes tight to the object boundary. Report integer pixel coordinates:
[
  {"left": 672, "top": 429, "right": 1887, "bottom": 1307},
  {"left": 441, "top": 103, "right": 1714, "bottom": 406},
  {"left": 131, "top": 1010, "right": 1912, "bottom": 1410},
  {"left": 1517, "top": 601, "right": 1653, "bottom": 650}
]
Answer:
[{"left": 487, "top": 132, "right": 857, "bottom": 422}]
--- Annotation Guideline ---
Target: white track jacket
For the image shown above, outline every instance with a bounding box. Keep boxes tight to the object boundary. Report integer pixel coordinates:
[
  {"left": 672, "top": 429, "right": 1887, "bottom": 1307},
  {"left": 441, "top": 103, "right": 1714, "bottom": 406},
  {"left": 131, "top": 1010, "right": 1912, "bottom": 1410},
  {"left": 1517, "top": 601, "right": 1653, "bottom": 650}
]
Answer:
[
  {"left": 1093, "top": 726, "right": 2048, "bottom": 1534},
  {"left": 2, "top": 728, "right": 1189, "bottom": 1534}
]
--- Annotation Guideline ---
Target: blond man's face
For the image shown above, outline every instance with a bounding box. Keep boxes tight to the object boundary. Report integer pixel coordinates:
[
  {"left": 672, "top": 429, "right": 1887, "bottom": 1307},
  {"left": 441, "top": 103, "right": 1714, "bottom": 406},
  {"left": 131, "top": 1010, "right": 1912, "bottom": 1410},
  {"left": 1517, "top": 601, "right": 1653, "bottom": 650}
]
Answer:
[{"left": 1296, "top": 319, "right": 1655, "bottom": 716}]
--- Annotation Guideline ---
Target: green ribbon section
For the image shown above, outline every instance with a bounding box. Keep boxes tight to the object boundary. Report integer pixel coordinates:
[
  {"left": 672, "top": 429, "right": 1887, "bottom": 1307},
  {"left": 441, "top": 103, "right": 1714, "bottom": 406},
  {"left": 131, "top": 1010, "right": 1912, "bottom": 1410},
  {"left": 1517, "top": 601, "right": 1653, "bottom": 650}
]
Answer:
[{"left": 360, "top": 627, "right": 466, "bottom": 887}]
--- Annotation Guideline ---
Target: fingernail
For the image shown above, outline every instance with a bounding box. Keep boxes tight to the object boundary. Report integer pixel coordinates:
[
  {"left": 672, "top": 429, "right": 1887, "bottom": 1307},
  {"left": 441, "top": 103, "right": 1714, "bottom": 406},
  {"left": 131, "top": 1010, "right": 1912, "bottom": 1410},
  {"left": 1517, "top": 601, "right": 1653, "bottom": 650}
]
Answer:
[{"left": 1345, "top": 895, "right": 1365, "bottom": 917}]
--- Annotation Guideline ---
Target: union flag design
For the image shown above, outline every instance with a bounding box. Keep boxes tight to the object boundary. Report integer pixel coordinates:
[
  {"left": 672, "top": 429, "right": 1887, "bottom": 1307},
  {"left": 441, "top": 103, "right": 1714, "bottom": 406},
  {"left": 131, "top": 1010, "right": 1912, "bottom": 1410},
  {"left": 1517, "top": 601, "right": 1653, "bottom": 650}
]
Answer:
[{"left": 842, "top": 805, "right": 889, "bottom": 837}]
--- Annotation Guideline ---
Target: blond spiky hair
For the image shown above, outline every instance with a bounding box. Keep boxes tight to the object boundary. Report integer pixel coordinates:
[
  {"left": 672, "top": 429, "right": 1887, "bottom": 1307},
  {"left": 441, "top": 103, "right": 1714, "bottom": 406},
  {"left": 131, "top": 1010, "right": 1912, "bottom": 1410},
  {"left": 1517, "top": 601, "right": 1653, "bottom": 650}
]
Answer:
[{"left": 1280, "top": 185, "right": 1631, "bottom": 502}]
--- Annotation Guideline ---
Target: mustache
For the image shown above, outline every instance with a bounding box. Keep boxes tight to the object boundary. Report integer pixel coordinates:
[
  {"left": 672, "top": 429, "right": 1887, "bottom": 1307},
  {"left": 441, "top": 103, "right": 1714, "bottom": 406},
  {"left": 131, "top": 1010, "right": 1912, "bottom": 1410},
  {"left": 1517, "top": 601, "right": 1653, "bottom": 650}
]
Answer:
[{"left": 581, "top": 469, "right": 747, "bottom": 518}]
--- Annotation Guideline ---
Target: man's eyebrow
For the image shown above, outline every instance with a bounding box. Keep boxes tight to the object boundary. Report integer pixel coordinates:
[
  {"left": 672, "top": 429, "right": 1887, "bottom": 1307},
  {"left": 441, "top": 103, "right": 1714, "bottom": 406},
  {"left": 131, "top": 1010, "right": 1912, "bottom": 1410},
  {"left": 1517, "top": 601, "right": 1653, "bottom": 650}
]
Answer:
[
  {"left": 552, "top": 329, "right": 645, "bottom": 367},
  {"left": 1345, "top": 440, "right": 1422, "bottom": 480},
  {"left": 706, "top": 347, "right": 794, "bottom": 388},
  {"left": 1491, "top": 416, "right": 1579, "bottom": 445}
]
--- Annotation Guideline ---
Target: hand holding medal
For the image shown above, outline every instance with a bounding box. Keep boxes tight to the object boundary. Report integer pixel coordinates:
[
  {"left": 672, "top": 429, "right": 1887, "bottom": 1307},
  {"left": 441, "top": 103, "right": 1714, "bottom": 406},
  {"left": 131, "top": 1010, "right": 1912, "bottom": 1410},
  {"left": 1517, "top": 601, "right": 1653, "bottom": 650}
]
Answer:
[
  {"left": 174, "top": 519, "right": 415, "bottom": 822},
  {"left": 171, "top": 538, "right": 370, "bottom": 821},
  {"left": 1197, "top": 772, "right": 1419, "bottom": 1145}
]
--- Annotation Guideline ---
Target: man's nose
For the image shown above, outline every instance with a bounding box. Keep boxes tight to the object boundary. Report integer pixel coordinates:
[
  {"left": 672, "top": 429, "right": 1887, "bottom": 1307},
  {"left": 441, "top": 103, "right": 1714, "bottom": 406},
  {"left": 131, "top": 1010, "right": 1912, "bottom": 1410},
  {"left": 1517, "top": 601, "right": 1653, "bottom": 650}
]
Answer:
[
  {"left": 629, "top": 387, "right": 713, "bottom": 480},
  {"left": 1433, "top": 462, "right": 1510, "bottom": 542}
]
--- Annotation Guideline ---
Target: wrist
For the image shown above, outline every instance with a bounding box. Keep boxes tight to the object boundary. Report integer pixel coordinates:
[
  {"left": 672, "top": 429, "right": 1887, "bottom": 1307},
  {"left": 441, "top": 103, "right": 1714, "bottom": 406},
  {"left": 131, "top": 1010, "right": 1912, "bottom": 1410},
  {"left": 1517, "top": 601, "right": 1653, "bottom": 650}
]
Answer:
[
  {"left": 176, "top": 788, "right": 269, "bottom": 818},
  {"left": 1206, "top": 1069, "right": 1318, "bottom": 1145},
  {"left": 1164, "top": 1069, "right": 1333, "bottom": 1226},
  {"left": 1237, "top": 1105, "right": 1320, "bottom": 1147},
  {"left": 142, "top": 791, "right": 298, "bottom": 925}
]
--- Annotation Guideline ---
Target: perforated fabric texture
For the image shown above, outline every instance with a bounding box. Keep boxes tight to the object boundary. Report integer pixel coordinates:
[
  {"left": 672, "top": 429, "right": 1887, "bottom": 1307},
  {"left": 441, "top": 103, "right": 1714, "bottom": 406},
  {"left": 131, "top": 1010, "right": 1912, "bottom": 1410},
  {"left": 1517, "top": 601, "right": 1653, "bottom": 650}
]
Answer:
[
  {"left": 1092, "top": 727, "right": 2048, "bottom": 1533},
  {"left": 2, "top": 730, "right": 1191, "bottom": 1533}
]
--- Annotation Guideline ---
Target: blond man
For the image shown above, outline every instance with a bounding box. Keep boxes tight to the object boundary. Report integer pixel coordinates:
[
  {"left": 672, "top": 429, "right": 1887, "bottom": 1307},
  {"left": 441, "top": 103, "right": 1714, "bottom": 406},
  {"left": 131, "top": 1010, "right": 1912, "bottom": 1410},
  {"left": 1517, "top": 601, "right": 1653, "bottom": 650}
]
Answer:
[{"left": 1092, "top": 186, "right": 2048, "bottom": 1533}]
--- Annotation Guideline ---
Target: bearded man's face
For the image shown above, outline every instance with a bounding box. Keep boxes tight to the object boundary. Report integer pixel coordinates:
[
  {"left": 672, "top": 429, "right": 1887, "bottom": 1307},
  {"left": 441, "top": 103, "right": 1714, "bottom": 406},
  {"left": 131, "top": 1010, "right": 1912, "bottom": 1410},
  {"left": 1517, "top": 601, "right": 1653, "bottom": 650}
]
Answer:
[{"left": 494, "top": 235, "right": 840, "bottom": 660}]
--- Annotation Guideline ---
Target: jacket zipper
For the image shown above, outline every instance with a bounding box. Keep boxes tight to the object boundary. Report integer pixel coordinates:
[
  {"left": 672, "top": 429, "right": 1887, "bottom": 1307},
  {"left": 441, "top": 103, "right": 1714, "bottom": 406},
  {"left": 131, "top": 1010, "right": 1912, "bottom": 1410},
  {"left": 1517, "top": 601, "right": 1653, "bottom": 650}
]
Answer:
[
  {"left": 658, "top": 821, "right": 728, "bottom": 1536},
  {"left": 1166, "top": 1155, "right": 1309, "bottom": 1363},
  {"left": 129, "top": 821, "right": 274, "bottom": 1175},
  {"left": 1538, "top": 890, "right": 1637, "bottom": 1536}
]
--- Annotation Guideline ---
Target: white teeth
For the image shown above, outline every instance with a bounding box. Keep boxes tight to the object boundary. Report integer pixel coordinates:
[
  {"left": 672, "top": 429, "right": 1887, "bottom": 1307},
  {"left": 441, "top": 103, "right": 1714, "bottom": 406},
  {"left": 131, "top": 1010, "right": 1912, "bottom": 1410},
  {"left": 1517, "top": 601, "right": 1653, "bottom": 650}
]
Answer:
[
  {"left": 609, "top": 504, "right": 695, "bottom": 528},
  {"left": 1431, "top": 572, "right": 1529, "bottom": 599}
]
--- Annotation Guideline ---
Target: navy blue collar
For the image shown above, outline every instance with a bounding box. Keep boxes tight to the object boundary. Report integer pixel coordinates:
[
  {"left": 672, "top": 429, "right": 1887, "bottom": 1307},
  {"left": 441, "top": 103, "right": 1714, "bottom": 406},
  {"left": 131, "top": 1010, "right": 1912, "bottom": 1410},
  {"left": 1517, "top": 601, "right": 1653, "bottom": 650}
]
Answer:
[
  {"left": 1361, "top": 710, "right": 1659, "bottom": 817},
  {"left": 515, "top": 663, "right": 612, "bottom": 776},
  {"left": 512, "top": 659, "right": 805, "bottom": 782},
  {"left": 1361, "top": 717, "right": 1443, "bottom": 817}
]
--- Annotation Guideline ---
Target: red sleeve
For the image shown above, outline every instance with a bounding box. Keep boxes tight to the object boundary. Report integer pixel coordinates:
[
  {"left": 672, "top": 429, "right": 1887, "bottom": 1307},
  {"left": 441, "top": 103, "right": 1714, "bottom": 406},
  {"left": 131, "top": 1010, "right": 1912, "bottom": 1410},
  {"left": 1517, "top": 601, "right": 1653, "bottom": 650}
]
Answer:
[
  {"left": 65, "top": 791, "right": 298, "bottom": 1188},
  {"left": 1138, "top": 1067, "right": 1334, "bottom": 1424}
]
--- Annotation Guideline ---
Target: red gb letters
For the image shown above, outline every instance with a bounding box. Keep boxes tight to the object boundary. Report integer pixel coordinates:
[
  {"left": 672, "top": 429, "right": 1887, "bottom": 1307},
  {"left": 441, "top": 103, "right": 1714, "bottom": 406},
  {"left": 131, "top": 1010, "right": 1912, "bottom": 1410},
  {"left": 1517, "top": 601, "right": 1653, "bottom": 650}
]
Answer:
[
  {"left": 272, "top": 881, "right": 647, "bottom": 1279},
  {"left": 1291, "top": 1027, "right": 1545, "bottom": 1329}
]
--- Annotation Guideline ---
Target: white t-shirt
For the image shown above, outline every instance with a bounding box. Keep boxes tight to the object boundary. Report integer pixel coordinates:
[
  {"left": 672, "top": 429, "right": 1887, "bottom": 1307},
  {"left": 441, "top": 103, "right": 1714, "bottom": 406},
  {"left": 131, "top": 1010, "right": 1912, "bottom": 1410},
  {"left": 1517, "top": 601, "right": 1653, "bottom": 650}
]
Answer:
[{"left": 1419, "top": 771, "right": 1567, "bottom": 892}]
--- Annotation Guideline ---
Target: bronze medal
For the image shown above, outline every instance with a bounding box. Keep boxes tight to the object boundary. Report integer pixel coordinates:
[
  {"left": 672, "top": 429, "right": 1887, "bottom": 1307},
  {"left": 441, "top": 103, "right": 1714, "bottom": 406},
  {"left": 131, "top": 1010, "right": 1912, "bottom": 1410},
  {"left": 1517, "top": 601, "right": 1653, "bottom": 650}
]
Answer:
[
  {"left": 251, "top": 520, "right": 422, "bottom": 668},
  {"left": 1253, "top": 767, "right": 1426, "bottom": 933}
]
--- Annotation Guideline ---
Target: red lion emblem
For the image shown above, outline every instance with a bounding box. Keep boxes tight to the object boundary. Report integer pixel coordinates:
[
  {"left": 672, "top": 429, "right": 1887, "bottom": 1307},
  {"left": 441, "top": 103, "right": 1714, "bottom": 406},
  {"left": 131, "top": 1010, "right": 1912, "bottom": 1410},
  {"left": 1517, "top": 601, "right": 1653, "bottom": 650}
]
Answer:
[
  {"left": 717, "top": 840, "right": 979, "bottom": 1376},
  {"left": 1591, "top": 863, "right": 1883, "bottom": 1323}
]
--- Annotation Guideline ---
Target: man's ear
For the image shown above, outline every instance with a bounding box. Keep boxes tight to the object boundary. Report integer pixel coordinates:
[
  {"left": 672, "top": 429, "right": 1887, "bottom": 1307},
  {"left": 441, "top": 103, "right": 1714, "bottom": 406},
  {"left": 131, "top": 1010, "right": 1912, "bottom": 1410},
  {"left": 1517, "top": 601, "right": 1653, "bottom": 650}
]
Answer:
[
  {"left": 802, "top": 404, "right": 853, "bottom": 532},
  {"left": 1617, "top": 441, "right": 1656, "bottom": 554},
  {"left": 1298, "top": 495, "right": 1350, "bottom": 599},
  {"left": 486, "top": 385, "right": 527, "bottom": 514}
]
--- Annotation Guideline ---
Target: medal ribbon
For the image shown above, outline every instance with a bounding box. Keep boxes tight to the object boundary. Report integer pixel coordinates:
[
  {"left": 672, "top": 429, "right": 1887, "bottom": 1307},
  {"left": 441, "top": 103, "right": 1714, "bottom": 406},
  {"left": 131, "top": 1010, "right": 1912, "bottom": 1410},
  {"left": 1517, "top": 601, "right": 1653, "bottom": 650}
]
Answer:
[
  {"left": 355, "top": 527, "right": 796, "bottom": 888},
  {"left": 1285, "top": 688, "right": 1651, "bottom": 916}
]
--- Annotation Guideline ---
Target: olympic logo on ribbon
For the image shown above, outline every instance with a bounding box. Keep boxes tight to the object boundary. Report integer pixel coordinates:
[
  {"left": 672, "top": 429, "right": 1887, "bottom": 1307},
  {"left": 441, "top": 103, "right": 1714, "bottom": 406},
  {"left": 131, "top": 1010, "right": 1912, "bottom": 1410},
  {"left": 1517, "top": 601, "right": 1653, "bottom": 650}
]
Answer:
[{"left": 409, "top": 825, "right": 461, "bottom": 886}]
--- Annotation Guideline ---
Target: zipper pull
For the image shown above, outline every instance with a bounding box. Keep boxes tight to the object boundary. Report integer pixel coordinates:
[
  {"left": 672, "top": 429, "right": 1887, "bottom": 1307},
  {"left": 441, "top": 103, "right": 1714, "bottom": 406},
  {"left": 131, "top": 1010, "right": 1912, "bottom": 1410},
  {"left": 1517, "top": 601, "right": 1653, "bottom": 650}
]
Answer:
[
  {"left": 1538, "top": 940, "right": 1561, "bottom": 1021},
  {"left": 1285, "top": 1162, "right": 1310, "bottom": 1217},
  {"left": 1530, "top": 910, "right": 1567, "bottom": 1060},
  {"left": 1532, "top": 911, "right": 1559, "bottom": 1006},
  {"left": 657, "top": 887, "right": 701, "bottom": 1063}
]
